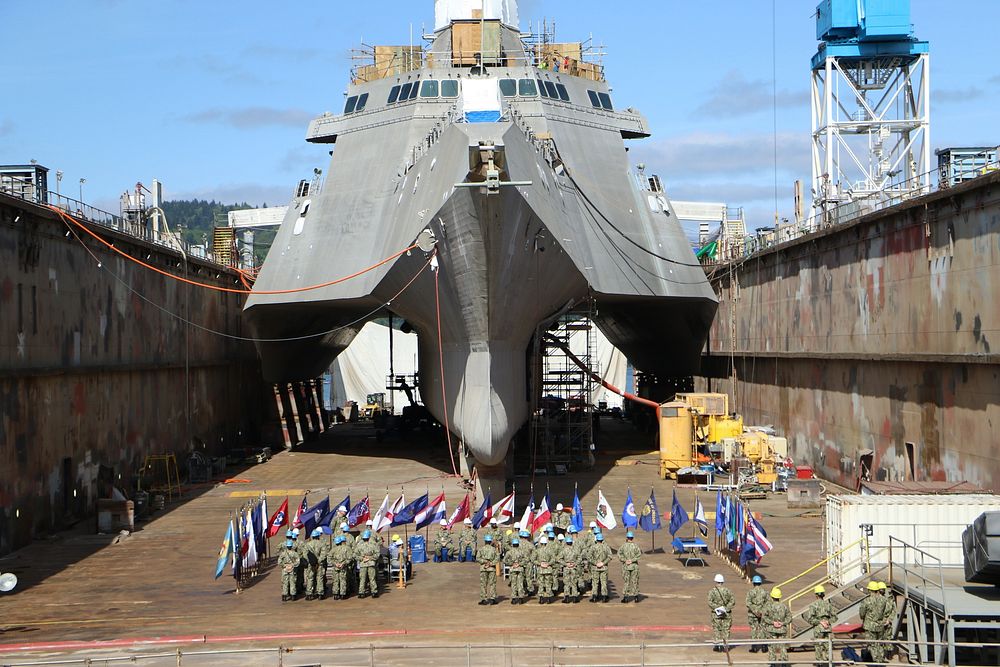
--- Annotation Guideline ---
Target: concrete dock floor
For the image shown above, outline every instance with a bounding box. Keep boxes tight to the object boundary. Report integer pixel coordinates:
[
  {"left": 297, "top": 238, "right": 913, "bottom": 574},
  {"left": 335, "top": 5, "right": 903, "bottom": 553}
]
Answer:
[{"left": 0, "top": 419, "right": 828, "bottom": 665}]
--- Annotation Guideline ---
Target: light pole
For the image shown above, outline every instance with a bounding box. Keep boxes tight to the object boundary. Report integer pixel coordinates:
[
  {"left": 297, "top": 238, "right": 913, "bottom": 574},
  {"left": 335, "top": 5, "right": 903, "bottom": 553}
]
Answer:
[
  {"left": 56, "top": 171, "right": 63, "bottom": 197},
  {"left": 78, "top": 177, "right": 86, "bottom": 202}
]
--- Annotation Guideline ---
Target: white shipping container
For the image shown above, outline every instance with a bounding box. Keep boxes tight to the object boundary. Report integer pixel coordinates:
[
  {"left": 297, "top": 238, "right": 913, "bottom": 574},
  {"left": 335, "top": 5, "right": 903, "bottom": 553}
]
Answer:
[{"left": 825, "top": 494, "right": 1000, "bottom": 585}]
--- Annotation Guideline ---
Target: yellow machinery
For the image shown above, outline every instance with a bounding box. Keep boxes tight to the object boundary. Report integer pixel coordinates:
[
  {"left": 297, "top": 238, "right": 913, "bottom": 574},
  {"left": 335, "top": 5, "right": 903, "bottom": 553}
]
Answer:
[
  {"left": 362, "top": 392, "right": 386, "bottom": 420},
  {"left": 738, "top": 431, "right": 778, "bottom": 484},
  {"left": 659, "top": 392, "right": 744, "bottom": 478}
]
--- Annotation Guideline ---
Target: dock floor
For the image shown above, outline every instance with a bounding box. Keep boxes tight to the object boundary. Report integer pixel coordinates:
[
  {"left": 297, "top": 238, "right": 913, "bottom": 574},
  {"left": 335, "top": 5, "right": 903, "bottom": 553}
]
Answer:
[{"left": 0, "top": 419, "right": 828, "bottom": 664}]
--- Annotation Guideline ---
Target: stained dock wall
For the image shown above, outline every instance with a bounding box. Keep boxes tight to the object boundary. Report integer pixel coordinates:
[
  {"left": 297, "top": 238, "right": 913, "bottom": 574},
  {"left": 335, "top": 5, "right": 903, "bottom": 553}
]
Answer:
[
  {"left": 0, "top": 195, "right": 262, "bottom": 555},
  {"left": 697, "top": 172, "right": 1000, "bottom": 489}
]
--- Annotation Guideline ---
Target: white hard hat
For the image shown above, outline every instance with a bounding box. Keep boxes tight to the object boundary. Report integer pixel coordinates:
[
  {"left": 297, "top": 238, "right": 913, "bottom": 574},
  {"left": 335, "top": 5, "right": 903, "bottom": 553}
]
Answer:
[
  {"left": 540, "top": 536, "right": 549, "bottom": 544},
  {"left": 365, "top": 519, "right": 373, "bottom": 526},
  {"left": 463, "top": 518, "right": 472, "bottom": 524},
  {"left": 337, "top": 506, "right": 347, "bottom": 513},
  {"left": 340, "top": 522, "right": 349, "bottom": 530},
  {"left": 439, "top": 519, "right": 448, "bottom": 526},
  {"left": 589, "top": 521, "right": 597, "bottom": 528},
  {"left": 714, "top": 574, "right": 725, "bottom": 584},
  {"left": 557, "top": 534, "right": 565, "bottom": 541},
  {"left": 556, "top": 503, "right": 564, "bottom": 511},
  {"left": 489, "top": 517, "right": 498, "bottom": 524}
]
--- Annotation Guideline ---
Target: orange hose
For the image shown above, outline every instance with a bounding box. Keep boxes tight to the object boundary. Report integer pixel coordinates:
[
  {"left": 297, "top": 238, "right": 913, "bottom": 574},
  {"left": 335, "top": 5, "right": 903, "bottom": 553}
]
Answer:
[{"left": 50, "top": 205, "right": 417, "bottom": 296}]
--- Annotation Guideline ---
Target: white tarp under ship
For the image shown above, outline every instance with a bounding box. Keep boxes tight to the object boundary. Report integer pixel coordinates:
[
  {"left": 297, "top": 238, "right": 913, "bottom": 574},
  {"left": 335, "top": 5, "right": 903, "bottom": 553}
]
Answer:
[{"left": 244, "top": 0, "right": 718, "bottom": 479}]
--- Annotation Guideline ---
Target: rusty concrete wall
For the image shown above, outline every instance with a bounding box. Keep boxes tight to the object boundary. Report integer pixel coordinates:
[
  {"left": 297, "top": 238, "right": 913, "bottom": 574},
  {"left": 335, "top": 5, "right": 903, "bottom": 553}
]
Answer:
[
  {"left": 698, "top": 172, "right": 1000, "bottom": 489},
  {"left": 0, "top": 196, "right": 262, "bottom": 555}
]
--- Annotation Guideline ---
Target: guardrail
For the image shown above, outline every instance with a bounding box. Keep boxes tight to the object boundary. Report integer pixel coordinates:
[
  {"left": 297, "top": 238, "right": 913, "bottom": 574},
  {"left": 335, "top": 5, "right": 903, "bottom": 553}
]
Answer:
[{"left": 3, "top": 637, "right": 999, "bottom": 667}]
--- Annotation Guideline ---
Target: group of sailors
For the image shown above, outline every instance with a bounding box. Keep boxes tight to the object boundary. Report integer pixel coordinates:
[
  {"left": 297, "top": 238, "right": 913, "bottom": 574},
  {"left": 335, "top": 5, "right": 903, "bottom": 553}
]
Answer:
[{"left": 711, "top": 574, "right": 895, "bottom": 665}]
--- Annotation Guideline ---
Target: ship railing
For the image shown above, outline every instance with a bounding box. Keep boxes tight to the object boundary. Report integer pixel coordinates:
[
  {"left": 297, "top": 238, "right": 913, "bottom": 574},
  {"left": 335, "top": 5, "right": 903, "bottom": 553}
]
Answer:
[
  {"left": 508, "top": 106, "right": 562, "bottom": 170},
  {"left": 402, "top": 104, "right": 462, "bottom": 173}
]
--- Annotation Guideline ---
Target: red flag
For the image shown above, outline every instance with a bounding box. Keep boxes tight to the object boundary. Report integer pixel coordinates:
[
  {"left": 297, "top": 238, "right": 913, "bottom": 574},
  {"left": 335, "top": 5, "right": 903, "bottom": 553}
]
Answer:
[
  {"left": 531, "top": 496, "right": 552, "bottom": 533},
  {"left": 447, "top": 493, "right": 471, "bottom": 528},
  {"left": 292, "top": 496, "right": 307, "bottom": 529},
  {"left": 268, "top": 497, "right": 289, "bottom": 537}
]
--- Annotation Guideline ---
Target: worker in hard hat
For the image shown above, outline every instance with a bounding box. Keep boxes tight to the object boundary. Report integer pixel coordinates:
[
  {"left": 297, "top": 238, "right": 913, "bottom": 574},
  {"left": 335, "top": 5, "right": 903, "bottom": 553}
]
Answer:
[
  {"left": 859, "top": 581, "right": 886, "bottom": 663},
  {"left": 332, "top": 506, "right": 349, "bottom": 538},
  {"left": 355, "top": 530, "right": 380, "bottom": 598},
  {"left": 457, "top": 518, "right": 477, "bottom": 562},
  {"left": 433, "top": 518, "right": 454, "bottom": 562},
  {"left": 553, "top": 502, "right": 571, "bottom": 531},
  {"left": 278, "top": 532, "right": 301, "bottom": 601},
  {"left": 304, "top": 528, "right": 329, "bottom": 600},
  {"left": 876, "top": 582, "right": 895, "bottom": 660},
  {"left": 803, "top": 585, "right": 837, "bottom": 666},
  {"left": 476, "top": 534, "right": 501, "bottom": 605},
  {"left": 618, "top": 531, "right": 642, "bottom": 603},
  {"left": 746, "top": 575, "right": 769, "bottom": 652},
  {"left": 328, "top": 534, "right": 353, "bottom": 600},
  {"left": 588, "top": 533, "right": 613, "bottom": 603},
  {"left": 559, "top": 534, "right": 582, "bottom": 603},
  {"left": 763, "top": 587, "right": 792, "bottom": 663},
  {"left": 708, "top": 574, "right": 736, "bottom": 651},
  {"left": 487, "top": 518, "right": 504, "bottom": 549},
  {"left": 535, "top": 535, "right": 558, "bottom": 604}
]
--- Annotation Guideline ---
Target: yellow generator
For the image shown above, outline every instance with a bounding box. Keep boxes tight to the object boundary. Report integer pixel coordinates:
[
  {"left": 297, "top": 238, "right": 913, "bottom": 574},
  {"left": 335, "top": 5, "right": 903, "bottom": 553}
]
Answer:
[
  {"left": 658, "top": 392, "right": 743, "bottom": 478},
  {"left": 737, "top": 431, "right": 778, "bottom": 485},
  {"left": 658, "top": 401, "right": 693, "bottom": 479}
]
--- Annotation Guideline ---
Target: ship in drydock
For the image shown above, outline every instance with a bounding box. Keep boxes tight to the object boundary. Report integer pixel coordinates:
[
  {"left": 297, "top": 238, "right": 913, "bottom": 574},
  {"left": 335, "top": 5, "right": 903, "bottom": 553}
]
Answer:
[{"left": 243, "top": 0, "right": 718, "bottom": 480}]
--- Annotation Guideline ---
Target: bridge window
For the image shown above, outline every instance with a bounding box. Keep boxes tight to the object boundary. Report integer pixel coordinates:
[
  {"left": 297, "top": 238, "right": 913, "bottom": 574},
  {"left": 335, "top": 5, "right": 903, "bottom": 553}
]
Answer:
[
  {"left": 408, "top": 80, "right": 420, "bottom": 100},
  {"left": 499, "top": 78, "right": 517, "bottom": 97},
  {"left": 555, "top": 83, "right": 570, "bottom": 102},
  {"left": 420, "top": 80, "right": 439, "bottom": 98},
  {"left": 598, "top": 92, "right": 613, "bottom": 111},
  {"left": 356, "top": 92, "right": 369, "bottom": 111},
  {"left": 537, "top": 79, "right": 549, "bottom": 97},
  {"left": 441, "top": 80, "right": 459, "bottom": 97},
  {"left": 587, "top": 90, "right": 601, "bottom": 108},
  {"left": 388, "top": 85, "right": 401, "bottom": 103},
  {"left": 344, "top": 95, "right": 359, "bottom": 114},
  {"left": 518, "top": 79, "right": 538, "bottom": 96},
  {"left": 543, "top": 81, "right": 558, "bottom": 99},
  {"left": 399, "top": 82, "right": 413, "bottom": 100}
]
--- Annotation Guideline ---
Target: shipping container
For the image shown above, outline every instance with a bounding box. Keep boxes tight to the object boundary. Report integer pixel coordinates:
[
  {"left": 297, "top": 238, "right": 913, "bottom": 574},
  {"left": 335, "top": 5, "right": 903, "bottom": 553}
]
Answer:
[{"left": 826, "top": 494, "right": 1000, "bottom": 585}]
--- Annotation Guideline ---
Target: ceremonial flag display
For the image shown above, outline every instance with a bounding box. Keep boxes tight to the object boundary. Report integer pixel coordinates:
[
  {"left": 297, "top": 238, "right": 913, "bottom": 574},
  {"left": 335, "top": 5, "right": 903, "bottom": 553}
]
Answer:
[
  {"left": 448, "top": 493, "right": 471, "bottom": 528},
  {"left": 471, "top": 492, "right": 492, "bottom": 529},
  {"left": 292, "top": 496, "right": 308, "bottom": 529},
  {"left": 595, "top": 490, "right": 617, "bottom": 531},
  {"left": 334, "top": 495, "right": 351, "bottom": 516},
  {"left": 668, "top": 489, "right": 688, "bottom": 535},
  {"left": 715, "top": 490, "right": 725, "bottom": 535},
  {"left": 693, "top": 496, "right": 708, "bottom": 537},
  {"left": 639, "top": 489, "right": 662, "bottom": 532},
  {"left": 243, "top": 509, "right": 258, "bottom": 569},
  {"left": 373, "top": 493, "right": 396, "bottom": 532},
  {"left": 531, "top": 496, "right": 552, "bottom": 533},
  {"left": 416, "top": 492, "right": 447, "bottom": 529},
  {"left": 621, "top": 488, "right": 638, "bottom": 529},
  {"left": 301, "top": 496, "right": 330, "bottom": 534},
  {"left": 571, "top": 487, "right": 585, "bottom": 533},
  {"left": 347, "top": 496, "right": 370, "bottom": 528},
  {"left": 491, "top": 492, "right": 515, "bottom": 524},
  {"left": 215, "top": 520, "right": 234, "bottom": 579},
  {"left": 746, "top": 514, "right": 773, "bottom": 562},
  {"left": 393, "top": 493, "right": 428, "bottom": 527},
  {"left": 517, "top": 495, "right": 536, "bottom": 534}
]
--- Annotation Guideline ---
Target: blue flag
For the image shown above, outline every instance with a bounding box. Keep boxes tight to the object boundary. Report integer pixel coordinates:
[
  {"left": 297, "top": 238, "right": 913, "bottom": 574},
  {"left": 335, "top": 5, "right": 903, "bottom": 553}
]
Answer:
[
  {"left": 215, "top": 520, "right": 234, "bottom": 579},
  {"left": 301, "top": 496, "right": 330, "bottom": 534},
  {"left": 471, "top": 492, "right": 492, "bottom": 529},
  {"left": 639, "top": 489, "right": 662, "bottom": 532},
  {"left": 668, "top": 489, "right": 689, "bottom": 535},
  {"left": 739, "top": 537, "right": 756, "bottom": 567},
  {"left": 392, "top": 493, "right": 428, "bottom": 526},
  {"left": 621, "top": 488, "right": 639, "bottom": 529},
  {"left": 714, "top": 491, "right": 725, "bottom": 535},
  {"left": 571, "top": 488, "right": 585, "bottom": 532}
]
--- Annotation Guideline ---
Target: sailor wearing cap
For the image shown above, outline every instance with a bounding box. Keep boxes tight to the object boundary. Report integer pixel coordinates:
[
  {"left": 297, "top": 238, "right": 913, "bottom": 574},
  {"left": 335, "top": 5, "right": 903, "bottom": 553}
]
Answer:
[
  {"left": 355, "top": 530, "right": 380, "bottom": 599},
  {"left": 708, "top": 574, "right": 735, "bottom": 651},
  {"left": 804, "top": 584, "right": 836, "bottom": 665},
  {"left": 746, "top": 575, "right": 769, "bottom": 653},
  {"left": 433, "top": 518, "right": 454, "bottom": 562},
  {"left": 458, "top": 517, "right": 478, "bottom": 562},
  {"left": 617, "top": 531, "right": 642, "bottom": 603}
]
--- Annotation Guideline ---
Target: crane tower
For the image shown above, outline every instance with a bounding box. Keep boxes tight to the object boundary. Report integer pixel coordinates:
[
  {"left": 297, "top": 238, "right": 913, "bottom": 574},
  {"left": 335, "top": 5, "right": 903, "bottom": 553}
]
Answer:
[{"left": 810, "top": 0, "right": 930, "bottom": 227}]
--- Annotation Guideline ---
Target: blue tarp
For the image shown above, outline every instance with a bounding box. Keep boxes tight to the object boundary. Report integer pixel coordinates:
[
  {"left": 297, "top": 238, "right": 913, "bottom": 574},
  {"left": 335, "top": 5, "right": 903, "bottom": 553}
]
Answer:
[{"left": 464, "top": 111, "right": 502, "bottom": 123}]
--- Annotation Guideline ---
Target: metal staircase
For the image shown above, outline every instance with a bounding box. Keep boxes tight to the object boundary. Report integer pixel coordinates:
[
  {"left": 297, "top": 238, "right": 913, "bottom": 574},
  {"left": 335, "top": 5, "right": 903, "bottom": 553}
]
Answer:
[{"left": 788, "top": 564, "right": 890, "bottom": 638}]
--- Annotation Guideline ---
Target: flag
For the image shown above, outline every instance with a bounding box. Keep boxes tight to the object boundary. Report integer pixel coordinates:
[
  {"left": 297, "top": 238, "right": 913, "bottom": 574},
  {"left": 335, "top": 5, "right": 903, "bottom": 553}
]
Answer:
[
  {"left": 747, "top": 515, "right": 774, "bottom": 562},
  {"left": 668, "top": 489, "right": 689, "bottom": 535},
  {"left": 259, "top": 495, "right": 268, "bottom": 547},
  {"left": 232, "top": 515, "right": 242, "bottom": 578},
  {"left": 253, "top": 501, "right": 266, "bottom": 554},
  {"left": 243, "top": 509, "right": 258, "bottom": 568},
  {"left": 491, "top": 492, "right": 515, "bottom": 524},
  {"left": 372, "top": 493, "right": 393, "bottom": 532},
  {"left": 292, "top": 496, "right": 307, "bottom": 529},
  {"left": 714, "top": 491, "right": 725, "bottom": 536},
  {"left": 621, "top": 488, "right": 638, "bottom": 529},
  {"left": 517, "top": 495, "right": 536, "bottom": 534},
  {"left": 639, "top": 489, "right": 662, "bottom": 532},
  {"left": 531, "top": 496, "right": 552, "bottom": 534},
  {"left": 301, "top": 496, "right": 330, "bottom": 535},
  {"left": 416, "top": 492, "right": 447, "bottom": 529},
  {"left": 448, "top": 493, "right": 471, "bottom": 528},
  {"left": 595, "top": 490, "right": 617, "bottom": 531},
  {"left": 735, "top": 501, "right": 746, "bottom": 548},
  {"left": 727, "top": 498, "right": 739, "bottom": 547},
  {"left": 215, "top": 520, "right": 234, "bottom": 579},
  {"left": 268, "top": 498, "right": 290, "bottom": 538},
  {"left": 347, "top": 496, "right": 371, "bottom": 528},
  {"left": 471, "top": 492, "right": 492, "bottom": 529},
  {"left": 693, "top": 496, "right": 708, "bottom": 537},
  {"left": 393, "top": 493, "right": 428, "bottom": 527},
  {"left": 571, "top": 488, "right": 584, "bottom": 532}
]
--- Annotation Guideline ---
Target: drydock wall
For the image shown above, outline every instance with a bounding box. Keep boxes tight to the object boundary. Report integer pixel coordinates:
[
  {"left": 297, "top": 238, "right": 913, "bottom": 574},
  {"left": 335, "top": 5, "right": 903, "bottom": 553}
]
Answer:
[
  {"left": 698, "top": 171, "right": 1000, "bottom": 489},
  {"left": 0, "top": 195, "right": 262, "bottom": 555}
]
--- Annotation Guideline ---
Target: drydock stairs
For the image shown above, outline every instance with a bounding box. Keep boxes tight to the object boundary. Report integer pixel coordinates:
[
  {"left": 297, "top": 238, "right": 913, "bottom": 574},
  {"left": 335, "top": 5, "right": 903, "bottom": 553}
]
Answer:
[{"left": 786, "top": 565, "right": 890, "bottom": 639}]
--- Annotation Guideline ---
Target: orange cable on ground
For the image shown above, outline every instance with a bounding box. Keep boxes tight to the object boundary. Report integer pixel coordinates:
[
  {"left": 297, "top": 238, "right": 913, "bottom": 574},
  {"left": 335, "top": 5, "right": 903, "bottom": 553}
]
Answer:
[
  {"left": 50, "top": 205, "right": 417, "bottom": 296},
  {"left": 433, "top": 252, "right": 461, "bottom": 478}
]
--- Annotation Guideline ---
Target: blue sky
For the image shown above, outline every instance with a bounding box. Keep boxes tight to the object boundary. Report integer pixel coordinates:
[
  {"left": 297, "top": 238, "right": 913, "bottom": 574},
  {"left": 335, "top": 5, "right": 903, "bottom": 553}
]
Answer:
[{"left": 2, "top": 0, "right": 998, "bottom": 229}]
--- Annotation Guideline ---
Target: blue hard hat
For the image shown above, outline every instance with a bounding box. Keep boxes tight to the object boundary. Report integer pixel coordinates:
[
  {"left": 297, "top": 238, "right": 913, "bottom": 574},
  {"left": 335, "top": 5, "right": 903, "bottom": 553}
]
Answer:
[
  {"left": 285, "top": 530, "right": 294, "bottom": 538},
  {"left": 484, "top": 534, "right": 493, "bottom": 542},
  {"left": 596, "top": 534, "right": 604, "bottom": 541},
  {"left": 291, "top": 528, "right": 300, "bottom": 537},
  {"left": 565, "top": 537, "right": 574, "bottom": 544},
  {"left": 310, "top": 528, "right": 322, "bottom": 538},
  {"left": 334, "top": 535, "right": 344, "bottom": 544},
  {"left": 285, "top": 539, "right": 294, "bottom": 548},
  {"left": 752, "top": 575, "right": 763, "bottom": 585},
  {"left": 626, "top": 531, "right": 634, "bottom": 539},
  {"left": 568, "top": 526, "right": 577, "bottom": 533},
  {"left": 547, "top": 531, "right": 555, "bottom": 538},
  {"left": 362, "top": 530, "right": 371, "bottom": 539},
  {"left": 519, "top": 530, "right": 529, "bottom": 538},
  {"left": 511, "top": 538, "right": 519, "bottom": 545}
]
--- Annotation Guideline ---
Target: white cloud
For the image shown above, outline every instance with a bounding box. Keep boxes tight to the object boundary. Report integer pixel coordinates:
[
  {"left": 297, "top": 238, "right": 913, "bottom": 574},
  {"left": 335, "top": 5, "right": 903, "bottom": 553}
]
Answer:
[
  {"left": 183, "top": 107, "right": 314, "bottom": 129},
  {"left": 693, "top": 70, "right": 809, "bottom": 118},
  {"left": 631, "top": 130, "right": 811, "bottom": 181},
  {"left": 936, "top": 86, "right": 985, "bottom": 104}
]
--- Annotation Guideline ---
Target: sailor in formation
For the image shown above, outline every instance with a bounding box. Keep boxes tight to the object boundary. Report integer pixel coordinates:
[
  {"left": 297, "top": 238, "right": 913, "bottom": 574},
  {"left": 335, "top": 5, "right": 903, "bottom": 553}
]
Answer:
[
  {"left": 763, "top": 587, "right": 792, "bottom": 664},
  {"left": 708, "top": 574, "right": 735, "bottom": 651},
  {"left": 746, "top": 575, "right": 769, "bottom": 653},
  {"left": 803, "top": 585, "right": 836, "bottom": 666},
  {"left": 475, "top": 534, "right": 500, "bottom": 605}
]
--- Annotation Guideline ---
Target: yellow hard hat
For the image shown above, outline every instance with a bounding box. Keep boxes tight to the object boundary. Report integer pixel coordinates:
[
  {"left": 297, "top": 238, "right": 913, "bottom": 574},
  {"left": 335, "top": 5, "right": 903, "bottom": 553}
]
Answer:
[
  {"left": 814, "top": 585, "right": 826, "bottom": 595},
  {"left": 391, "top": 534, "right": 400, "bottom": 541},
  {"left": 867, "top": 581, "right": 880, "bottom": 591},
  {"left": 505, "top": 529, "right": 513, "bottom": 535},
  {"left": 877, "top": 582, "right": 888, "bottom": 591},
  {"left": 770, "top": 587, "right": 782, "bottom": 599}
]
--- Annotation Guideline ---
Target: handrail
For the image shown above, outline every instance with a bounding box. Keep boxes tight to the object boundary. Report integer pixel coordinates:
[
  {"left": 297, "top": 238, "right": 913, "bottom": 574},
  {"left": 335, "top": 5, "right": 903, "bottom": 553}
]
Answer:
[
  {"left": 775, "top": 536, "right": 866, "bottom": 591},
  {"left": 785, "top": 545, "right": 890, "bottom": 613}
]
